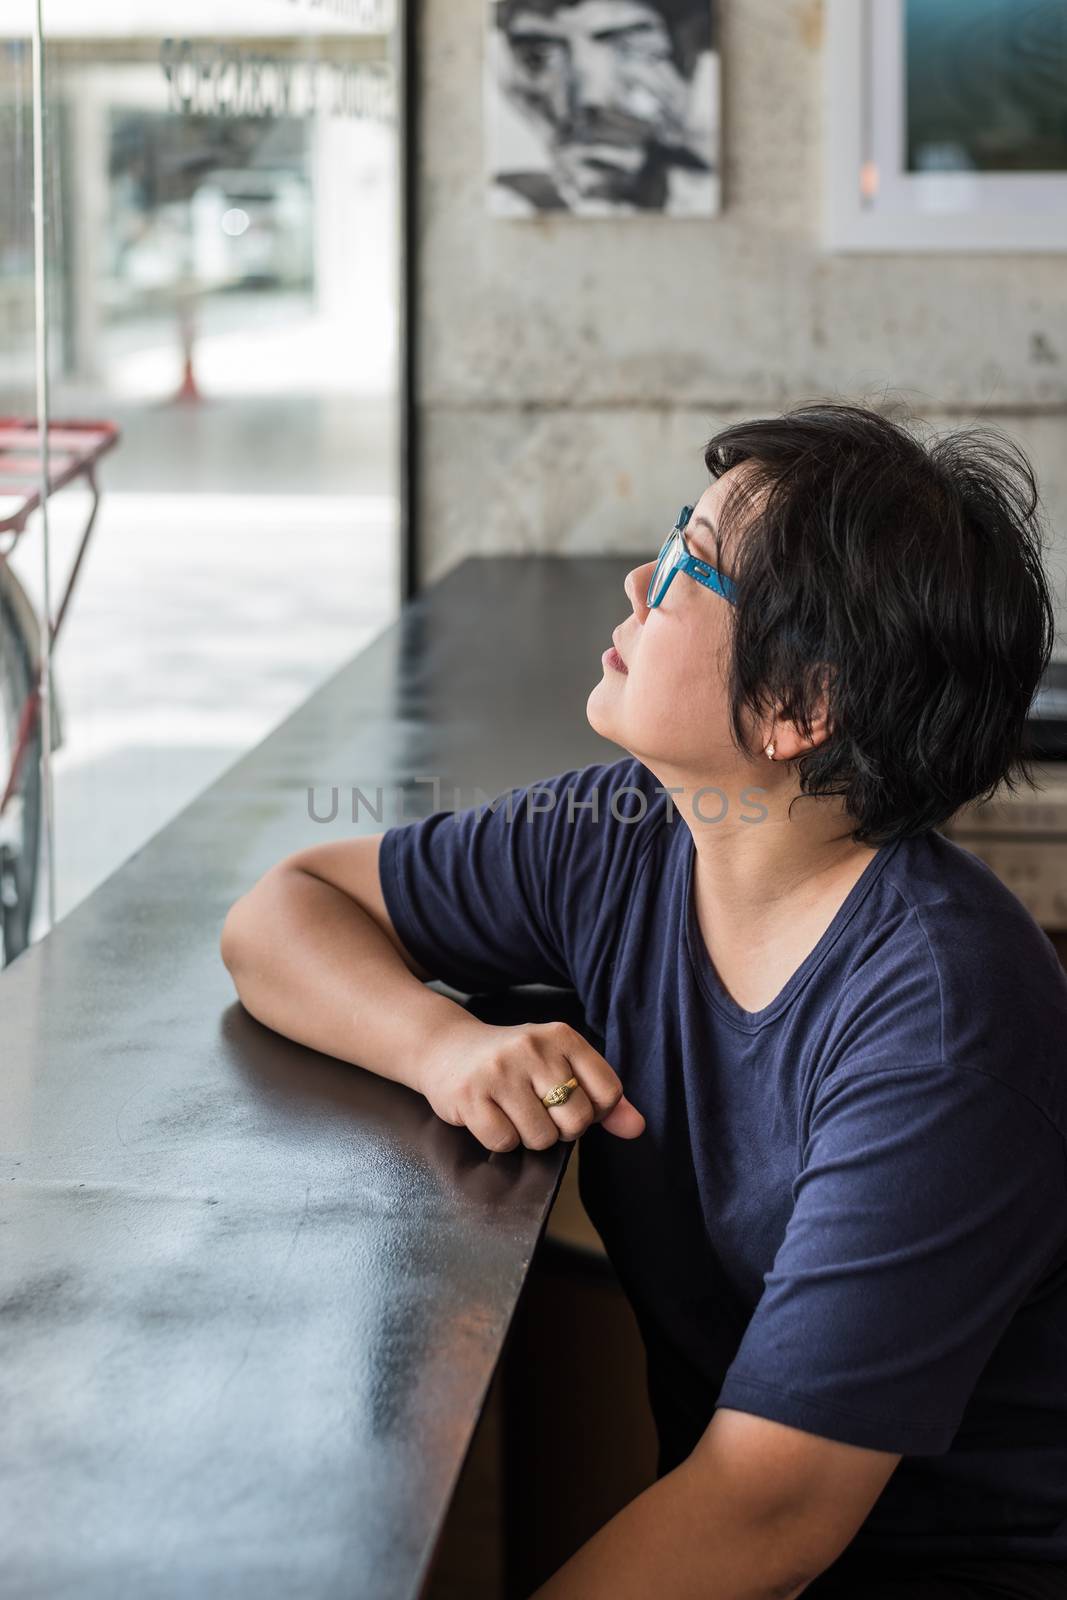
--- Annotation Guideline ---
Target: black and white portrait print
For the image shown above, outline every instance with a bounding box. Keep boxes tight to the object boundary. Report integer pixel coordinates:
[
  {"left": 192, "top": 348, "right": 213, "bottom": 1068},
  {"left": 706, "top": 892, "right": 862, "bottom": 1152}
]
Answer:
[{"left": 485, "top": 0, "right": 720, "bottom": 216}]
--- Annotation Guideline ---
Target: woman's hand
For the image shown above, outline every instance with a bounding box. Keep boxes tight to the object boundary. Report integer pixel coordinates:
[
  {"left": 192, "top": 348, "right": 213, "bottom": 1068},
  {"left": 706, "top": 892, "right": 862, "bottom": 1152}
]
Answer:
[{"left": 418, "top": 1014, "right": 646, "bottom": 1153}]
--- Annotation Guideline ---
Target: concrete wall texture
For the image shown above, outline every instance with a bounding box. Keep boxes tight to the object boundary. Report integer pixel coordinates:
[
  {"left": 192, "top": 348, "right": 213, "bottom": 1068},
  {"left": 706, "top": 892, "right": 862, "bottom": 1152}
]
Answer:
[{"left": 415, "top": 0, "right": 1067, "bottom": 654}]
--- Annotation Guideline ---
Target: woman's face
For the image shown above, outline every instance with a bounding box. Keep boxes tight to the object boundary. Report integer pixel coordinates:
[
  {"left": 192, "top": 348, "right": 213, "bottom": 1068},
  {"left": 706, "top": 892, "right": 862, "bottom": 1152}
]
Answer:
[{"left": 587, "top": 465, "right": 759, "bottom": 778}]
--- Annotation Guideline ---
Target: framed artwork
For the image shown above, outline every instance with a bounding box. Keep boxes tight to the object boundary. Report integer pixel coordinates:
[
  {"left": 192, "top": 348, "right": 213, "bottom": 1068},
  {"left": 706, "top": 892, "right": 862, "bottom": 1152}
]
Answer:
[
  {"left": 824, "top": 0, "right": 1067, "bottom": 251},
  {"left": 485, "top": 0, "right": 720, "bottom": 218}
]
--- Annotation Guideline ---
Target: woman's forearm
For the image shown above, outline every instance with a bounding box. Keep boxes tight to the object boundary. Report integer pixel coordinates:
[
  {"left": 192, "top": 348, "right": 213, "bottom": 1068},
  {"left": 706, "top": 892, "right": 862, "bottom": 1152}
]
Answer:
[
  {"left": 220, "top": 864, "right": 477, "bottom": 1094},
  {"left": 528, "top": 1445, "right": 818, "bottom": 1600}
]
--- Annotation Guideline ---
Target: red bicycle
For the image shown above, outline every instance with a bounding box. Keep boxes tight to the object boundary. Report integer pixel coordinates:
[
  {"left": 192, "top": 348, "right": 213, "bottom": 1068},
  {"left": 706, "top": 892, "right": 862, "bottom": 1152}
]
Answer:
[{"left": 0, "top": 419, "right": 119, "bottom": 965}]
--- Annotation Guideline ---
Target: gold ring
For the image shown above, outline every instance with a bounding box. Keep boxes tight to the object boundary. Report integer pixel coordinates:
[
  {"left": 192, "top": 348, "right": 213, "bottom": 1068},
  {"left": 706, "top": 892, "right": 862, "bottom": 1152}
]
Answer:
[{"left": 541, "top": 1076, "right": 579, "bottom": 1109}]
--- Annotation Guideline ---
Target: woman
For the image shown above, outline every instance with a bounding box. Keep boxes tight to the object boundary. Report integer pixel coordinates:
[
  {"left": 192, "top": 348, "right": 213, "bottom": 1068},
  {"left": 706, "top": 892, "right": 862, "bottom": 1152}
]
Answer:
[{"left": 221, "top": 403, "right": 1067, "bottom": 1600}]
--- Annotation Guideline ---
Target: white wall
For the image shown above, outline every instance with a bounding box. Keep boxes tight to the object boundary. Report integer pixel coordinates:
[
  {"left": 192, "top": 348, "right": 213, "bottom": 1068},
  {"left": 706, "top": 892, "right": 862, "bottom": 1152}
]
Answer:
[{"left": 416, "top": 0, "right": 1067, "bottom": 653}]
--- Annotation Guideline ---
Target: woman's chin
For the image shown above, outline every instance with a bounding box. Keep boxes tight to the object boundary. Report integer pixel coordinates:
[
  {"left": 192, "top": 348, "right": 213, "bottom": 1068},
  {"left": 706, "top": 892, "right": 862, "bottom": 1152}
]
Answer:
[
  {"left": 585, "top": 684, "right": 609, "bottom": 736},
  {"left": 586, "top": 681, "right": 624, "bottom": 741}
]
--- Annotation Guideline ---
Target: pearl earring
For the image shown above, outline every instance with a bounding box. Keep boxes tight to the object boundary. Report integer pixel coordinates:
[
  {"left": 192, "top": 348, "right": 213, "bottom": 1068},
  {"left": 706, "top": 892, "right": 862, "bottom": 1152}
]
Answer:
[{"left": 764, "top": 742, "right": 776, "bottom": 760}]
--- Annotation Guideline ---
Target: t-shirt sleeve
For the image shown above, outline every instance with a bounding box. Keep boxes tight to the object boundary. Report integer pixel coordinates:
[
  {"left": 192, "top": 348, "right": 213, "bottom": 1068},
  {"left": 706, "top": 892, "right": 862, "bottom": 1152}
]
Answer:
[
  {"left": 376, "top": 756, "right": 661, "bottom": 997},
  {"left": 715, "top": 1062, "right": 1067, "bottom": 1456}
]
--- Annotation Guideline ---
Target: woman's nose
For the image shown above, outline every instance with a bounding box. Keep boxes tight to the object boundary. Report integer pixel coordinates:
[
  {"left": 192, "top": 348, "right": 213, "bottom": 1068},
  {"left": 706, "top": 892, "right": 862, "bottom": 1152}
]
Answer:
[{"left": 624, "top": 559, "right": 655, "bottom": 620}]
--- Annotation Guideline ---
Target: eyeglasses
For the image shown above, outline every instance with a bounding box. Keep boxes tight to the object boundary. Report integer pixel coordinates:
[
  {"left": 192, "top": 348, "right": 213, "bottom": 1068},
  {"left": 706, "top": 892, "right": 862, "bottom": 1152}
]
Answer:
[{"left": 646, "top": 505, "right": 738, "bottom": 609}]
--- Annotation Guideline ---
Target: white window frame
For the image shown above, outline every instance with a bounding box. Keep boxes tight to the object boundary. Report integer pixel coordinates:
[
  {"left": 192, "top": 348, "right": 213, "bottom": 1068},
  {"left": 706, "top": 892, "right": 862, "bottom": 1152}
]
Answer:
[{"left": 823, "top": 0, "right": 1067, "bottom": 253}]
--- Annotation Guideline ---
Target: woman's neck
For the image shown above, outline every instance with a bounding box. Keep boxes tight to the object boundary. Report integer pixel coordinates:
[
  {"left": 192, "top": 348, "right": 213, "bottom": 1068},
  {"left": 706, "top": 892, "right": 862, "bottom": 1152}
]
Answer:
[{"left": 683, "top": 792, "right": 881, "bottom": 1011}]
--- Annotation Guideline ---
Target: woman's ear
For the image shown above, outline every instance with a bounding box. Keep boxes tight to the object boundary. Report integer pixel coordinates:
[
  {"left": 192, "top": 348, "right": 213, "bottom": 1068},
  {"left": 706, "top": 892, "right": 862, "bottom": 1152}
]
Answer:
[{"left": 759, "top": 666, "right": 835, "bottom": 762}]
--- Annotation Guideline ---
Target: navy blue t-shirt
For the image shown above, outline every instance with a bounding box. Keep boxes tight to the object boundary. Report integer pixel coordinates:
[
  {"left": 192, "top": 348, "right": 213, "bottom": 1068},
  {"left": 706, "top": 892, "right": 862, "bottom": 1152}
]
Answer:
[{"left": 378, "top": 755, "right": 1067, "bottom": 1565}]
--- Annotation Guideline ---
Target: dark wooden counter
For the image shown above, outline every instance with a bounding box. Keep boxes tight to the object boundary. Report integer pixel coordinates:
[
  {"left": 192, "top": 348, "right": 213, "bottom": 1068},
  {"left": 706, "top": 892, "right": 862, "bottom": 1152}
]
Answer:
[{"left": 0, "top": 556, "right": 633, "bottom": 1600}]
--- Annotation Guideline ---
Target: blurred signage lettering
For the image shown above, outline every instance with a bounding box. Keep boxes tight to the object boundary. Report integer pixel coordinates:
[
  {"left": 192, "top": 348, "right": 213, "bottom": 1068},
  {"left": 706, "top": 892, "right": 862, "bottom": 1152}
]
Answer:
[{"left": 160, "top": 39, "right": 394, "bottom": 120}]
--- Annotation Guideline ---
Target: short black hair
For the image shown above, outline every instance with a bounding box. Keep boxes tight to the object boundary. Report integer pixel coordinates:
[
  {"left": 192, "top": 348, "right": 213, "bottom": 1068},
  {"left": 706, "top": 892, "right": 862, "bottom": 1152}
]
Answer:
[
  {"left": 493, "top": 0, "right": 715, "bottom": 79},
  {"left": 702, "top": 401, "right": 1057, "bottom": 846}
]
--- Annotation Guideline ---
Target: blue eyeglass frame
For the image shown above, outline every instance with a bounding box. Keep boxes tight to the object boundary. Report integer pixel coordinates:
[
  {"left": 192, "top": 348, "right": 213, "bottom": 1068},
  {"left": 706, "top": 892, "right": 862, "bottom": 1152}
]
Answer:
[{"left": 646, "top": 504, "right": 738, "bottom": 608}]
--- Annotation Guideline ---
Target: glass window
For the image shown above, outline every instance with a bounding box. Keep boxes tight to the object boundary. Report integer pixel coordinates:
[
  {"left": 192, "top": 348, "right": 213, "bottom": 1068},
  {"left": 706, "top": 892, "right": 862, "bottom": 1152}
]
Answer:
[{"left": 0, "top": 0, "right": 401, "bottom": 962}]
